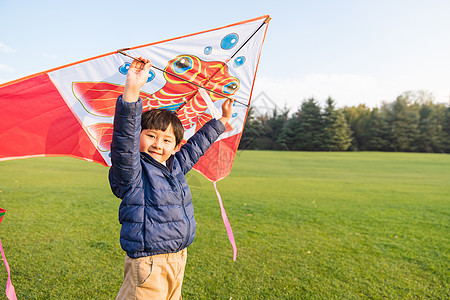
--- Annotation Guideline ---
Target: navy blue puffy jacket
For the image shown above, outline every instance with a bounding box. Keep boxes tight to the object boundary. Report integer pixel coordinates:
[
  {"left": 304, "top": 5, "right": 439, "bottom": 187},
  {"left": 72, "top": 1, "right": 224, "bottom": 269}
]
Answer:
[{"left": 109, "top": 96, "right": 225, "bottom": 258}]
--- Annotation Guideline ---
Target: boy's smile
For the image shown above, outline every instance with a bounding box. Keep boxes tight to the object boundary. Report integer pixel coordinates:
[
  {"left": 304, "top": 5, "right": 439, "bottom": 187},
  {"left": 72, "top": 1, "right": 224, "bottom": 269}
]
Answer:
[{"left": 140, "top": 125, "right": 181, "bottom": 164}]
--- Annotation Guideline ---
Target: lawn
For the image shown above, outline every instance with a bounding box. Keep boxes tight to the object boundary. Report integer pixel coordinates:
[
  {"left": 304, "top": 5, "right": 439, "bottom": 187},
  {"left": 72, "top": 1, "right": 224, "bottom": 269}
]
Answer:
[{"left": 0, "top": 151, "right": 449, "bottom": 299}]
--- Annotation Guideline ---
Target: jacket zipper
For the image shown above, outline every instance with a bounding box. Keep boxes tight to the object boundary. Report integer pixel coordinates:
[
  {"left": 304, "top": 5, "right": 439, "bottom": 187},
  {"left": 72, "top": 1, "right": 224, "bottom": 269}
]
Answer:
[{"left": 144, "top": 154, "right": 191, "bottom": 251}]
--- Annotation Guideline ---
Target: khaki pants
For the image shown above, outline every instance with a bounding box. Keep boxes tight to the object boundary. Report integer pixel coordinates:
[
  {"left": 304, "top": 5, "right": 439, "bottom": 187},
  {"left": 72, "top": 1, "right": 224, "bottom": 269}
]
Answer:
[{"left": 116, "top": 249, "right": 187, "bottom": 300}]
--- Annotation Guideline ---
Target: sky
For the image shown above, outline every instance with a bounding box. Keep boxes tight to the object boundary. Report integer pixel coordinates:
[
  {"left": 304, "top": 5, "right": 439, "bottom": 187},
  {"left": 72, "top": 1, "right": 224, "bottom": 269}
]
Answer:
[{"left": 1, "top": 0, "right": 449, "bottom": 110}]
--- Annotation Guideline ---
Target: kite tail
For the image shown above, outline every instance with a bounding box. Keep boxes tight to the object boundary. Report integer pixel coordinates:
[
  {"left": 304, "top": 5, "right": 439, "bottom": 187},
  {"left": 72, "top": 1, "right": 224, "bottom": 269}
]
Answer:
[
  {"left": 213, "top": 181, "right": 237, "bottom": 261},
  {"left": 0, "top": 238, "right": 17, "bottom": 300}
]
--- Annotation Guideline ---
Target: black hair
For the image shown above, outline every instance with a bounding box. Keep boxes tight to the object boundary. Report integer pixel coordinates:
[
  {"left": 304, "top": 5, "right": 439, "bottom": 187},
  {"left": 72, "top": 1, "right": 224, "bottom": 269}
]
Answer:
[{"left": 141, "top": 109, "right": 184, "bottom": 145}]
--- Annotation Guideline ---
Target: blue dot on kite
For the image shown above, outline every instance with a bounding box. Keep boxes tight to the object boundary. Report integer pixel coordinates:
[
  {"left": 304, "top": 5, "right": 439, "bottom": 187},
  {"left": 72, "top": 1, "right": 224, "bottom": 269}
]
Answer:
[
  {"left": 119, "top": 62, "right": 131, "bottom": 75},
  {"left": 146, "top": 70, "right": 155, "bottom": 82},
  {"left": 204, "top": 46, "right": 212, "bottom": 55},
  {"left": 233, "top": 56, "right": 245, "bottom": 68},
  {"left": 221, "top": 33, "right": 239, "bottom": 50},
  {"left": 232, "top": 113, "right": 238, "bottom": 118}
]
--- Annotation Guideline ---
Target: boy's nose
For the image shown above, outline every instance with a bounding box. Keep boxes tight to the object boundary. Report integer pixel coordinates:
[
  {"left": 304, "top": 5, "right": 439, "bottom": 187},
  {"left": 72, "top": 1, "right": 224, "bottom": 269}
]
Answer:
[{"left": 153, "top": 138, "right": 162, "bottom": 149}]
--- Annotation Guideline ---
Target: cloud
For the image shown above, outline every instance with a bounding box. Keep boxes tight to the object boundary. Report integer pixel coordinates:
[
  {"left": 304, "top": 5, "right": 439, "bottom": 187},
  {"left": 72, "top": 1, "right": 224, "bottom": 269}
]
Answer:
[
  {"left": 0, "top": 43, "right": 15, "bottom": 54},
  {"left": 0, "top": 64, "right": 14, "bottom": 73},
  {"left": 253, "top": 73, "right": 448, "bottom": 109}
]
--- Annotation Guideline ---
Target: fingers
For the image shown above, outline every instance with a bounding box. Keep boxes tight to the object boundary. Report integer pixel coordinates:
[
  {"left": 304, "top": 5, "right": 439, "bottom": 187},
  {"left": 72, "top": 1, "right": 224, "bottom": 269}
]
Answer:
[
  {"left": 139, "top": 57, "right": 152, "bottom": 70},
  {"left": 224, "top": 98, "right": 235, "bottom": 109},
  {"left": 222, "top": 98, "right": 233, "bottom": 106},
  {"left": 219, "top": 98, "right": 234, "bottom": 125},
  {"left": 221, "top": 98, "right": 234, "bottom": 118},
  {"left": 142, "top": 59, "right": 152, "bottom": 73},
  {"left": 124, "top": 56, "right": 153, "bottom": 92},
  {"left": 130, "top": 57, "right": 152, "bottom": 70}
]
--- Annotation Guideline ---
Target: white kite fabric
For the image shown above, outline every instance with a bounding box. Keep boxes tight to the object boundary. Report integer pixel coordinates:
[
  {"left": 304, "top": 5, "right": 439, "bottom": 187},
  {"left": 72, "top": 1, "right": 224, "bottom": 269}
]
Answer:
[{"left": 0, "top": 16, "right": 270, "bottom": 294}]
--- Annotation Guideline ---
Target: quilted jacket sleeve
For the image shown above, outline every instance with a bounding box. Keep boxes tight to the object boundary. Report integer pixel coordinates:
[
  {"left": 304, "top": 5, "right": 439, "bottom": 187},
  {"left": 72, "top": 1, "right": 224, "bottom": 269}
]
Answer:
[
  {"left": 108, "top": 96, "right": 142, "bottom": 198},
  {"left": 175, "top": 118, "right": 226, "bottom": 175}
]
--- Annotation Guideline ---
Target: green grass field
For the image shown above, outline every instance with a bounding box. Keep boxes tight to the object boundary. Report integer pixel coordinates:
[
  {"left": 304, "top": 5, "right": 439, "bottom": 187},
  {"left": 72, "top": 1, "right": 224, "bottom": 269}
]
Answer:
[{"left": 0, "top": 151, "right": 449, "bottom": 299}]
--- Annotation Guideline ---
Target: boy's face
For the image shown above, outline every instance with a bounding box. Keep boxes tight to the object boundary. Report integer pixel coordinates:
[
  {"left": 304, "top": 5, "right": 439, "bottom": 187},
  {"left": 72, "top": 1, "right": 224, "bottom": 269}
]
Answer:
[{"left": 139, "top": 124, "right": 181, "bottom": 164}]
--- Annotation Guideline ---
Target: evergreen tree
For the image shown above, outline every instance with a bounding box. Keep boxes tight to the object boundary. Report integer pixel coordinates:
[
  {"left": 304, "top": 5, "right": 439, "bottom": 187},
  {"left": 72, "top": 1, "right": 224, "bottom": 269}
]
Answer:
[
  {"left": 385, "top": 95, "right": 420, "bottom": 152},
  {"left": 365, "top": 107, "right": 390, "bottom": 151},
  {"left": 441, "top": 105, "right": 450, "bottom": 153},
  {"left": 239, "top": 107, "right": 263, "bottom": 150},
  {"left": 253, "top": 114, "right": 274, "bottom": 149},
  {"left": 240, "top": 107, "right": 289, "bottom": 150},
  {"left": 278, "top": 111, "right": 301, "bottom": 150},
  {"left": 265, "top": 108, "right": 290, "bottom": 150},
  {"left": 343, "top": 104, "right": 372, "bottom": 150},
  {"left": 323, "top": 97, "right": 353, "bottom": 151},
  {"left": 322, "top": 97, "right": 336, "bottom": 148},
  {"left": 297, "top": 98, "right": 324, "bottom": 150},
  {"left": 416, "top": 103, "right": 442, "bottom": 152},
  {"left": 326, "top": 109, "right": 353, "bottom": 151}
]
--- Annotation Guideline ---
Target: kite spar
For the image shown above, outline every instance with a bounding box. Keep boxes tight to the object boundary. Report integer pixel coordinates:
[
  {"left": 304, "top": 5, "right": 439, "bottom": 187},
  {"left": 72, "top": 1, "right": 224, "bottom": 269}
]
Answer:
[{"left": 117, "top": 49, "right": 249, "bottom": 107}]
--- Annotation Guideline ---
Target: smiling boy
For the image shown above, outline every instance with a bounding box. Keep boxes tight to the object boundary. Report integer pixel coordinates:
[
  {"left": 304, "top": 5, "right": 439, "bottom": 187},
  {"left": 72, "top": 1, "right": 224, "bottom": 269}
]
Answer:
[
  {"left": 139, "top": 109, "right": 184, "bottom": 164},
  {"left": 109, "top": 57, "right": 233, "bottom": 299}
]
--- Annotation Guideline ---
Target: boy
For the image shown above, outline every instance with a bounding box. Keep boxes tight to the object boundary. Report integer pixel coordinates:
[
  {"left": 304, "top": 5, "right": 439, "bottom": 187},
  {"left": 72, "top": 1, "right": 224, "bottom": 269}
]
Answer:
[{"left": 109, "top": 57, "right": 233, "bottom": 299}]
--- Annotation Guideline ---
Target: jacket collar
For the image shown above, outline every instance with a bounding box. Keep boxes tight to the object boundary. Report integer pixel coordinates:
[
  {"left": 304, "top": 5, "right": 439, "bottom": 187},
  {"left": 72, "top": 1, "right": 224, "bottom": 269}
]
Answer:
[{"left": 140, "top": 152, "right": 174, "bottom": 172}]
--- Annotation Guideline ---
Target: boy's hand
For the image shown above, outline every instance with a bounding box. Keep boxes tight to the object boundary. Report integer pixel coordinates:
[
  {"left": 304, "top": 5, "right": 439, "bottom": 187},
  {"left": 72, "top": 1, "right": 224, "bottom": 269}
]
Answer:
[
  {"left": 219, "top": 98, "right": 234, "bottom": 125},
  {"left": 123, "top": 57, "right": 152, "bottom": 103}
]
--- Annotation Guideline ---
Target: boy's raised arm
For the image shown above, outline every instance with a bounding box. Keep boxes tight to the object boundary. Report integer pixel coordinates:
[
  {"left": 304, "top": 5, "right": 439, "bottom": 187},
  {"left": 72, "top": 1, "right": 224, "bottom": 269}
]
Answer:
[{"left": 109, "top": 58, "right": 152, "bottom": 195}]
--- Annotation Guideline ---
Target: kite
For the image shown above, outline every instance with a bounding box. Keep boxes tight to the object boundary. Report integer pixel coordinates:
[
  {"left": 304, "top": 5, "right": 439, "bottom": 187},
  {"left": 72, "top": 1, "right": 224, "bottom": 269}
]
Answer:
[
  {"left": 0, "top": 16, "right": 270, "bottom": 263},
  {"left": 0, "top": 208, "right": 17, "bottom": 300}
]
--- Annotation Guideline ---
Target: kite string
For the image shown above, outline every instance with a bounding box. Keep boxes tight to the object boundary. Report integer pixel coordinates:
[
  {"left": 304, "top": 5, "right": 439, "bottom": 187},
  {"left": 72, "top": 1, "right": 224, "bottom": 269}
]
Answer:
[
  {"left": 0, "top": 238, "right": 17, "bottom": 300},
  {"left": 213, "top": 181, "right": 237, "bottom": 261}
]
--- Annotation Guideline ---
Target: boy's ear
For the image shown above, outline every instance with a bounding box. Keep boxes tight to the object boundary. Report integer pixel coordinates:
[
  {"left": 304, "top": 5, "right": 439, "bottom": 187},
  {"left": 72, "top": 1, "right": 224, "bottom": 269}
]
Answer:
[{"left": 172, "top": 143, "right": 182, "bottom": 154}]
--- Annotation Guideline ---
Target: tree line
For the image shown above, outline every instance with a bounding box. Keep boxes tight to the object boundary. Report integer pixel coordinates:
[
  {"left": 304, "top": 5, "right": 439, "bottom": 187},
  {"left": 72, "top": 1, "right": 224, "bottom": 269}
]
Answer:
[{"left": 239, "top": 91, "right": 450, "bottom": 153}]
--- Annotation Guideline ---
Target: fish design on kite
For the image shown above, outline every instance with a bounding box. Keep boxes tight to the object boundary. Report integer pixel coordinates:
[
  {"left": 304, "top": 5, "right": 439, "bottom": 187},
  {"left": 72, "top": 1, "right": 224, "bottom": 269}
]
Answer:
[{"left": 72, "top": 54, "right": 239, "bottom": 151}]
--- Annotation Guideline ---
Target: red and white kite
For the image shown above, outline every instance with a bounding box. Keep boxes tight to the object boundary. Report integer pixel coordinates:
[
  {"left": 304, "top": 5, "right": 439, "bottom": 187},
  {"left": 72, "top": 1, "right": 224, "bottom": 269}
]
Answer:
[{"left": 0, "top": 15, "right": 270, "bottom": 261}]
